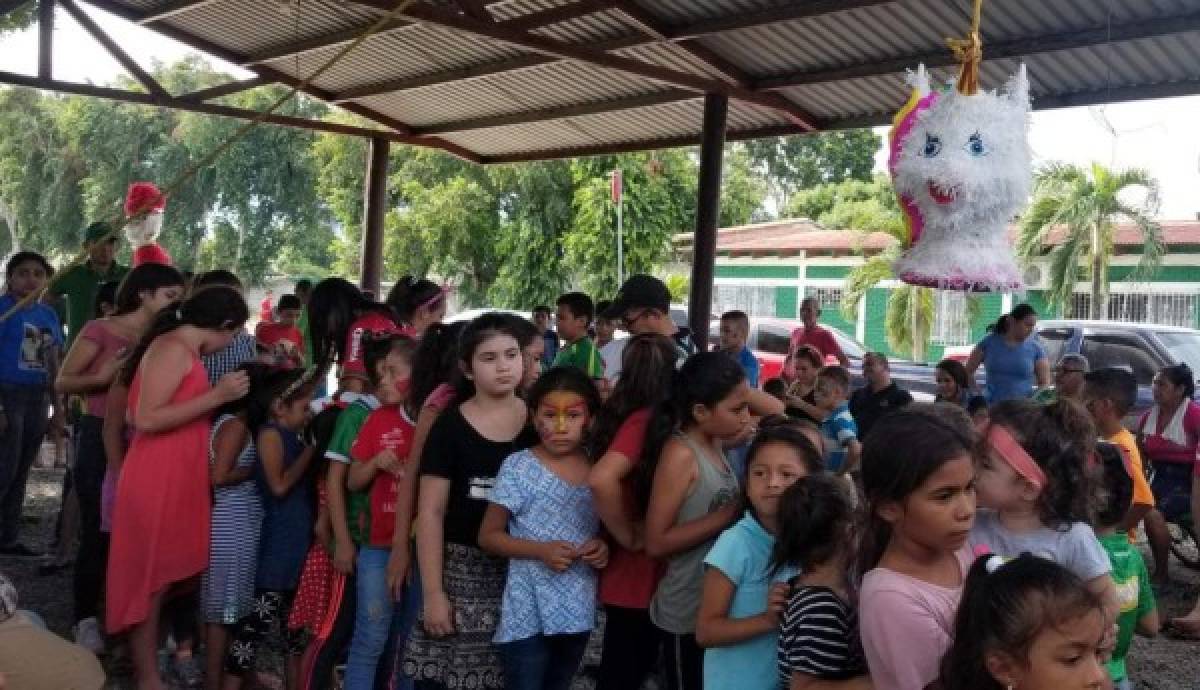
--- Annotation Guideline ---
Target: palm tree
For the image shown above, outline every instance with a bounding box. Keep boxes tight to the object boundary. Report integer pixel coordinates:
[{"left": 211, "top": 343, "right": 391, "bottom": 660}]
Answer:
[{"left": 1016, "top": 162, "right": 1165, "bottom": 320}]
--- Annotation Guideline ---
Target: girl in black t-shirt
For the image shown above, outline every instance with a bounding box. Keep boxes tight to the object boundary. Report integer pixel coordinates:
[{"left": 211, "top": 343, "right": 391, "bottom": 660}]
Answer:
[{"left": 403, "top": 313, "right": 537, "bottom": 690}]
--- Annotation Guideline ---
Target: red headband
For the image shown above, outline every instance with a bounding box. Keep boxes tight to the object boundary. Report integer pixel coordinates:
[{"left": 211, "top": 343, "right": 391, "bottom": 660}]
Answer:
[{"left": 986, "top": 424, "right": 1046, "bottom": 490}]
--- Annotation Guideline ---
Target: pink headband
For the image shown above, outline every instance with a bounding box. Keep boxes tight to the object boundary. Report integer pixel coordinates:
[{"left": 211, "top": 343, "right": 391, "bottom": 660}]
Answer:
[
  {"left": 418, "top": 287, "right": 448, "bottom": 310},
  {"left": 987, "top": 424, "right": 1046, "bottom": 489}
]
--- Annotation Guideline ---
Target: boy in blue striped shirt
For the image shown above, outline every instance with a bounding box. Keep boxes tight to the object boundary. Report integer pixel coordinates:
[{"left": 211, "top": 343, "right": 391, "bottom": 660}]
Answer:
[{"left": 814, "top": 366, "right": 861, "bottom": 476}]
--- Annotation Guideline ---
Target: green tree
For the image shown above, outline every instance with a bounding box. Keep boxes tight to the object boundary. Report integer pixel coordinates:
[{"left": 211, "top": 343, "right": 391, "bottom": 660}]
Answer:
[
  {"left": 1016, "top": 162, "right": 1164, "bottom": 319},
  {"left": 488, "top": 160, "right": 574, "bottom": 308},
  {"left": 1, "top": 2, "right": 35, "bottom": 36},
  {"left": 745, "top": 129, "right": 880, "bottom": 211},
  {"left": 719, "top": 145, "right": 768, "bottom": 227}
]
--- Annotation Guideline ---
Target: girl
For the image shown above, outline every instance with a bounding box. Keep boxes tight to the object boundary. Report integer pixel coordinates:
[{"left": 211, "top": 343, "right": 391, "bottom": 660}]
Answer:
[
  {"left": 307, "top": 278, "right": 403, "bottom": 393},
  {"left": 386, "top": 276, "right": 447, "bottom": 337},
  {"left": 645, "top": 351, "right": 749, "bottom": 690},
  {"left": 403, "top": 313, "right": 538, "bottom": 690},
  {"left": 937, "top": 554, "right": 1110, "bottom": 690},
  {"left": 964, "top": 303, "right": 1050, "bottom": 403},
  {"left": 201, "top": 362, "right": 268, "bottom": 690},
  {"left": 858, "top": 404, "right": 977, "bottom": 690},
  {"left": 588, "top": 334, "right": 678, "bottom": 690},
  {"left": 935, "top": 358, "right": 984, "bottom": 410},
  {"left": 56, "top": 263, "right": 185, "bottom": 653},
  {"left": 971, "top": 399, "right": 1117, "bottom": 613},
  {"left": 697, "top": 423, "right": 823, "bottom": 690},
  {"left": 105, "top": 285, "right": 250, "bottom": 690},
  {"left": 478, "top": 367, "right": 607, "bottom": 690},
  {"left": 783, "top": 344, "right": 824, "bottom": 424},
  {"left": 223, "top": 367, "right": 317, "bottom": 690},
  {"left": 0, "top": 251, "right": 62, "bottom": 557},
  {"left": 773, "top": 474, "right": 870, "bottom": 690}
]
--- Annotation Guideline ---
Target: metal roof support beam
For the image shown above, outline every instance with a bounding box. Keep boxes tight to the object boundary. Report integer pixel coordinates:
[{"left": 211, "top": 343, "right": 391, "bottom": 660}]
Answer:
[
  {"left": 37, "top": 0, "right": 52, "bottom": 79},
  {"left": 59, "top": 0, "right": 169, "bottom": 98},
  {"left": 360, "top": 136, "right": 389, "bottom": 298},
  {"left": 353, "top": 1, "right": 818, "bottom": 130},
  {"left": 178, "top": 76, "right": 272, "bottom": 102},
  {"left": 455, "top": 0, "right": 492, "bottom": 23},
  {"left": 607, "top": 0, "right": 751, "bottom": 87},
  {"left": 412, "top": 88, "right": 694, "bottom": 135},
  {"left": 77, "top": 0, "right": 482, "bottom": 163},
  {"left": 497, "top": 0, "right": 614, "bottom": 33},
  {"left": 137, "top": 0, "right": 217, "bottom": 24},
  {"left": 689, "top": 93, "right": 727, "bottom": 344}
]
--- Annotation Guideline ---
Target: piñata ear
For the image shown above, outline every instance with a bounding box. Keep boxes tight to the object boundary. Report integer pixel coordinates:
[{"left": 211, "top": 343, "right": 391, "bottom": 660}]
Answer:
[
  {"left": 1005, "top": 64, "right": 1030, "bottom": 109},
  {"left": 907, "top": 64, "right": 931, "bottom": 98}
]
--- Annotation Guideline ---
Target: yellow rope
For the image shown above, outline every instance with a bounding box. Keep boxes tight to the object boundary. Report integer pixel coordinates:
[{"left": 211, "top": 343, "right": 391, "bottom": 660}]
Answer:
[
  {"left": 947, "top": 0, "right": 984, "bottom": 96},
  {"left": 3, "top": 0, "right": 417, "bottom": 323}
]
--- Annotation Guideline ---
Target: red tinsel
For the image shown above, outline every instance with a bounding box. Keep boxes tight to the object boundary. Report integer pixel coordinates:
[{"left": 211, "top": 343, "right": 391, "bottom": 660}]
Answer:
[{"left": 124, "top": 181, "right": 166, "bottom": 216}]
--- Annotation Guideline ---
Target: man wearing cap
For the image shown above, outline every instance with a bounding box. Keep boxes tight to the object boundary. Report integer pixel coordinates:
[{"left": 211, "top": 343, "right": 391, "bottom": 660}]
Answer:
[
  {"left": 45, "top": 222, "right": 128, "bottom": 348},
  {"left": 790, "top": 296, "right": 850, "bottom": 368},
  {"left": 599, "top": 274, "right": 696, "bottom": 383}
]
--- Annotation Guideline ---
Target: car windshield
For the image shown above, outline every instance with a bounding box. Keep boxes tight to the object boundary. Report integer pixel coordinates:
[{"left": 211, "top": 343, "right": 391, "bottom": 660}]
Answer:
[{"left": 1156, "top": 331, "right": 1200, "bottom": 371}]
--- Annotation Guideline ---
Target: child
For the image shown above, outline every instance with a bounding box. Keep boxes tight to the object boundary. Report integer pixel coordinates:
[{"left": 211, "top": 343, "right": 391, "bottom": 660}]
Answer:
[
  {"left": 718, "top": 310, "right": 759, "bottom": 389},
  {"left": 552, "top": 292, "right": 604, "bottom": 382},
  {"left": 0, "top": 252, "right": 62, "bottom": 556},
  {"left": 255, "top": 293, "right": 305, "bottom": 369},
  {"left": 773, "top": 475, "right": 871, "bottom": 689},
  {"left": 970, "top": 399, "right": 1118, "bottom": 614},
  {"left": 858, "top": 404, "right": 977, "bottom": 690},
  {"left": 403, "top": 313, "right": 539, "bottom": 690},
  {"left": 1082, "top": 368, "right": 1154, "bottom": 537},
  {"left": 644, "top": 351, "right": 749, "bottom": 690},
  {"left": 106, "top": 286, "right": 250, "bottom": 686},
  {"left": 478, "top": 367, "right": 607, "bottom": 690},
  {"left": 344, "top": 334, "right": 418, "bottom": 689},
  {"left": 223, "top": 367, "right": 317, "bottom": 689},
  {"left": 696, "top": 424, "right": 824, "bottom": 690},
  {"left": 193, "top": 270, "right": 258, "bottom": 386},
  {"left": 307, "top": 277, "right": 404, "bottom": 394},
  {"left": 1093, "top": 441, "right": 1158, "bottom": 690},
  {"left": 202, "top": 362, "right": 266, "bottom": 690},
  {"left": 813, "top": 366, "right": 861, "bottom": 476},
  {"left": 532, "top": 305, "right": 558, "bottom": 367},
  {"left": 386, "top": 276, "right": 447, "bottom": 337},
  {"left": 938, "top": 554, "right": 1110, "bottom": 690},
  {"left": 593, "top": 300, "right": 616, "bottom": 350}
]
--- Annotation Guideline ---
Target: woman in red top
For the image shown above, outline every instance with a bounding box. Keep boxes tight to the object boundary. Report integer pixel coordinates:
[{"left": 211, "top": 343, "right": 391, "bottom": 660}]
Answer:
[
  {"left": 106, "top": 286, "right": 250, "bottom": 690},
  {"left": 307, "top": 278, "right": 404, "bottom": 393},
  {"left": 588, "top": 334, "right": 679, "bottom": 690}
]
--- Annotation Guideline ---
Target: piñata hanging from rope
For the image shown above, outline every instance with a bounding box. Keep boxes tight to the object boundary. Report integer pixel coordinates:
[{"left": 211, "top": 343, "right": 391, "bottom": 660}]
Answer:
[
  {"left": 888, "top": 0, "right": 1031, "bottom": 292},
  {"left": 124, "top": 182, "right": 172, "bottom": 267}
]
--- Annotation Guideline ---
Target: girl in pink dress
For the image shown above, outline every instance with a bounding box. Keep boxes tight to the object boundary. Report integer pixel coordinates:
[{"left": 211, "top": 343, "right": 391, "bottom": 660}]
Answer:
[{"left": 106, "top": 286, "right": 251, "bottom": 690}]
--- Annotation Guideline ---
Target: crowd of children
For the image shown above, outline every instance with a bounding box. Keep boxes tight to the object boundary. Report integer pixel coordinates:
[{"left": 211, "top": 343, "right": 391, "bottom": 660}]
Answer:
[{"left": 0, "top": 255, "right": 1181, "bottom": 690}]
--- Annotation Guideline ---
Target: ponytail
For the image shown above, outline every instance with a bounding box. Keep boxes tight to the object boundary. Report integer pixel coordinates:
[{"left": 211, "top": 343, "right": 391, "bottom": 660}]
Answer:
[
  {"left": 989, "top": 303, "right": 1037, "bottom": 335},
  {"left": 121, "top": 285, "right": 248, "bottom": 386}
]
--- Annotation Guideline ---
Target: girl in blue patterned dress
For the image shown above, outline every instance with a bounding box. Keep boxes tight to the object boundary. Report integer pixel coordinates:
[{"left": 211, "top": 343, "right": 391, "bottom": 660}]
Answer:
[
  {"left": 201, "top": 362, "right": 265, "bottom": 688},
  {"left": 479, "top": 366, "right": 608, "bottom": 690}
]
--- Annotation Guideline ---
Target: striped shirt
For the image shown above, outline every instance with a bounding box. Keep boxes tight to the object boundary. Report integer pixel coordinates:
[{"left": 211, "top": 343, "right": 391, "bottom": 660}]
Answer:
[
  {"left": 778, "top": 585, "right": 865, "bottom": 683},
  {"left": 202, "top": 331, "right": 257, "bottom": 386}
]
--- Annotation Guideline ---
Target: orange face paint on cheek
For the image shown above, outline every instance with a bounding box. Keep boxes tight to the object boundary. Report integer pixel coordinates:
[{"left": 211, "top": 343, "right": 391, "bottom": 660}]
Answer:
[{"left": 537, "top": 391, "right": 588, "bottom": 438}]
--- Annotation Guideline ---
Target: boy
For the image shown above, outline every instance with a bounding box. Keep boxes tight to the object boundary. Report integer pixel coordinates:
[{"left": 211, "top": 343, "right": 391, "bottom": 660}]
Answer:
[
  {"left": 531, "top": 305, "right": 558, "bottom": 367},
  {"left": 1083, "top": 368, "right": 1155, "bottom": 535},
  {"left": 813, "top": 366, "right": 861, "bottom": 475},
  {"left": 593, "top": 299, "right": 616, "bottom": 350},
  {"left": 343, "top": 335, "right": 418, "bottom": 689},
  {"left": 255, "top": 293, "right": 306, "bottom": 369},
  {"left": 1094, "top": 442, "right": 1159, "bottom": 690},
  {"left": 552, "top": 292, "right": 605, "bottom": 381},
  {"left": 718, "top": 310, "right": 759, "bottom": 388},
  {"left": 599, "top": 274, "right": 696, "bottom": 382}
]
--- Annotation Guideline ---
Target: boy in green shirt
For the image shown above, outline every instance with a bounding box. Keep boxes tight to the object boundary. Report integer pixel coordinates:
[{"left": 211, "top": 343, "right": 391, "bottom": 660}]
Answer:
[
  {"left": 552, "top": 291, "right": 604, "bottom": 381},
  {"left": 1095, "top": 441, "right": 1159, "bottom": 689}
]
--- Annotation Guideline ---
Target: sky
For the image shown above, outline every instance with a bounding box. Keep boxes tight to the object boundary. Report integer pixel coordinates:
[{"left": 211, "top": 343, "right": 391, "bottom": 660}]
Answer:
[{"left": 2, "top": 4, "right": 1199, "bottom": 221}]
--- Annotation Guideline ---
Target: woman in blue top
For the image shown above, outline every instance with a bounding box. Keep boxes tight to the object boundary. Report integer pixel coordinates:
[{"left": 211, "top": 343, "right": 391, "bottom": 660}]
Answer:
[
  {"left": 0, "top": 252, "right": 63, "bottom": 555},
  {"left": 964, "top": 304, "right": 1050, "bottom": 403}
]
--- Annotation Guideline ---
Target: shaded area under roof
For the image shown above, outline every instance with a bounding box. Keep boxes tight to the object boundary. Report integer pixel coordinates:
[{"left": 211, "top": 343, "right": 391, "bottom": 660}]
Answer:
[{"left": 19, "top": 0, "right": 1200, "bottom": 162}]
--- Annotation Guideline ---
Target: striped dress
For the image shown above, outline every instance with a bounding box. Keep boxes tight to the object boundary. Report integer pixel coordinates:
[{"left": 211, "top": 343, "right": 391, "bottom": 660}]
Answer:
[{"left": 201, "top": 415, "right": 263, "bottom": 624}]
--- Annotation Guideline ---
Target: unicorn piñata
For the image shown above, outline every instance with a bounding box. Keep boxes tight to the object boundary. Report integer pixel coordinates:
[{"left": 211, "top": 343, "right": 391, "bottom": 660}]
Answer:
[{"left": 888, "top": 63, "right": 1032, "bottom": 292}]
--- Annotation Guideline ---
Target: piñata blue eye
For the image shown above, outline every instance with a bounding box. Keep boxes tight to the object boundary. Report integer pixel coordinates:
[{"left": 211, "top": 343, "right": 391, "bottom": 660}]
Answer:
[
  {"left": 967, "top": 132, "right": 987, "bottom": 156},
  {"left": 922, "top": 134, "right": 942, "bottom": 157}
]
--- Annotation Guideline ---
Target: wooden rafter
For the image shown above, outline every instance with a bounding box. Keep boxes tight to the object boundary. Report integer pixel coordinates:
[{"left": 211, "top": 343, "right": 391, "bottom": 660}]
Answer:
[
  {"left": 455, "top": 0, "right": 492, "bottom": 23},
  {"left": 137, "top": 0, "right": 216, "bottom": 24},
  {"left": 178, "top": 76, "right": 271, "bottom": 102},
  {"left": 59, "top": 0, "right": 169, "bottom": 97},
  {"left": 37, "top": 0, "right": 52, "bottom": 79},
  {"left": 607, "top": 0, "right": 751, "bottom": 87}
]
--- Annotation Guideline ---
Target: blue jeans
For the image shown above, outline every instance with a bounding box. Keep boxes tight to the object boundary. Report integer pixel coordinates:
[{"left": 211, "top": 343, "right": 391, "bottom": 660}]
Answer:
[
  {"left": 347, "top": 546, "right": 418, "bottom": 690},
  {"left": 498, "top": 632, "right": 590, "bottom": 690},
  {"left": 0, "top": 383, "right": 49, "bottom": 546}
]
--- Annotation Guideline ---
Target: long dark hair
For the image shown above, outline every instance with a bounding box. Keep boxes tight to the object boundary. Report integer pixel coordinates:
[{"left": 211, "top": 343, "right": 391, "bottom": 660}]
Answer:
[
  {"left": 938, "top": 553, "right": 1104, "bottom": 690},
  {"left": 591, "top": 334, "right": 678, "bottom": 457},
  {"left": 936, "top": 358, "right": 970, "bottom": 401},
  {"left": 411, "top": 321, "right": 466, "bottom": 410},
  {"left": 859, "top": 403, "right": 976, "bottom": 577},
  {"left": 306, "top": 278, "right": 393, "bottom": 372},
  {"left": 985, "top": 399, "right": 1097, "bottom": 529},
  {"left": 989, "top": 303, "right": 1036, "bottom": 335},
  {"left": 212, "top": 361, "right": 271, "bottom": 421},
  {"left": 246, "top": 367, "right": 311, "bottom": 435},
  {"left": 386, "top": 276, "right": 444, "bottom": 324},
  {"left": 120, "top": 285, "right": 248, "bottom": 386},
  {"left": 453, "top": 312, "right": 527, "bottom": 401},
  {"left": 113, "top": 263, "right": 185, "bottom": 316},
  {"left": 770, "top": 473, "right": 854, "bottom": 574},
  {"left": 635, "top": 351, "right": 746, "bottom": 514}
]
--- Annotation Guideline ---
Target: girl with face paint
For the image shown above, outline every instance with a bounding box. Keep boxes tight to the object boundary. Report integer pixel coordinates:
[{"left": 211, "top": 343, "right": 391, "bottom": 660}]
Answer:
[{"left": 478, "top": 367, "right": 606, "bottom": 690}]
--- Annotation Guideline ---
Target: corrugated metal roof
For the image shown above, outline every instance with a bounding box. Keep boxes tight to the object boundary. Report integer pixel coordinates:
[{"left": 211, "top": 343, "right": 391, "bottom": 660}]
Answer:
[{"left": 78, "top": 0, "right": 1200, "bottom": 161}]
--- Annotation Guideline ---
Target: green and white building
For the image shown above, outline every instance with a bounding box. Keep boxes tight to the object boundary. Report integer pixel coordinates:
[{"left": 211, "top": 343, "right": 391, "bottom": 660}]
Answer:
[{"left": 676, "top": 218, "right": 1200, "bottom": 363}]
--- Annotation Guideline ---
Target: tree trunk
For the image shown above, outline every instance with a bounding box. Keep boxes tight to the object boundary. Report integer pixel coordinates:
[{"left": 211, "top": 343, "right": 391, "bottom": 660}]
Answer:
[
  {"left": 910, "top": 288, "right": 927, "bottom": 363},
  {"left": 1090, "top": 221, "right": 1105, "bottom": 320},
  {"left": 0, "top": 198, "right": 18, "bottom": 256}
]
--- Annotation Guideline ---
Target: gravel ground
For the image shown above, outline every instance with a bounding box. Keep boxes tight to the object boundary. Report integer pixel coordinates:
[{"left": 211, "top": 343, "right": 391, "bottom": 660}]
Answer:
[{"left": 3, "top": 465, "right": 1199, "bottom": 688}]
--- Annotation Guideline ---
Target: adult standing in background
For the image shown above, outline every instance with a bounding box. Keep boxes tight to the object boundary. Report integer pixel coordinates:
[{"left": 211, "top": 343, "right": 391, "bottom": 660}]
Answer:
[
  {"left": 964, "top": 303, "right": 1050, "bottom": 403},
  {"left": 849, "top": 352, "right": 913, "bottom": 439},
  {"left": 46, "top": 222, "right": 128, "bottom": 348},
  {"left": 1032, "top": 353, "right": 1089, "bottom": 404},
  {"left": 789, "top": 297, "right": 849, "bottom": 368}
]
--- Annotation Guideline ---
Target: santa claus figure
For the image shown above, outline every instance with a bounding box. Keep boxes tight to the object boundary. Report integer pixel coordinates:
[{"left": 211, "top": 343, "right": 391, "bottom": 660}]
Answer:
[{"left": 124, "top": 182, "right": 172, "bottom": 267}]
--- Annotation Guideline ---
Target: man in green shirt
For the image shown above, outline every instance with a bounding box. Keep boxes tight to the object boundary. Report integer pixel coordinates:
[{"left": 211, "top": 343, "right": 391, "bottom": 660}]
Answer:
[
  {"left": 552, "top": 291, "right": 604, "bottom": 380},
  {"left": 46, "top": 222, "right": 128, "bottom": 348}
]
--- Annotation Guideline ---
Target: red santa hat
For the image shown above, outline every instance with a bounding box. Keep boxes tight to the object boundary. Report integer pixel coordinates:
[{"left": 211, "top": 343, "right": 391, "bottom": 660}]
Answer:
[{"left": 124, "top": 182, "right": 166, "bottom": 217}]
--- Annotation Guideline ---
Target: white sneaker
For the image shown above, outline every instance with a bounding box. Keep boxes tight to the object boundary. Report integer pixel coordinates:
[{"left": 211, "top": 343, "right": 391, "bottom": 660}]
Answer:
[{"left": 74, "top": 617, "right": 105, "bottom": 655}]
